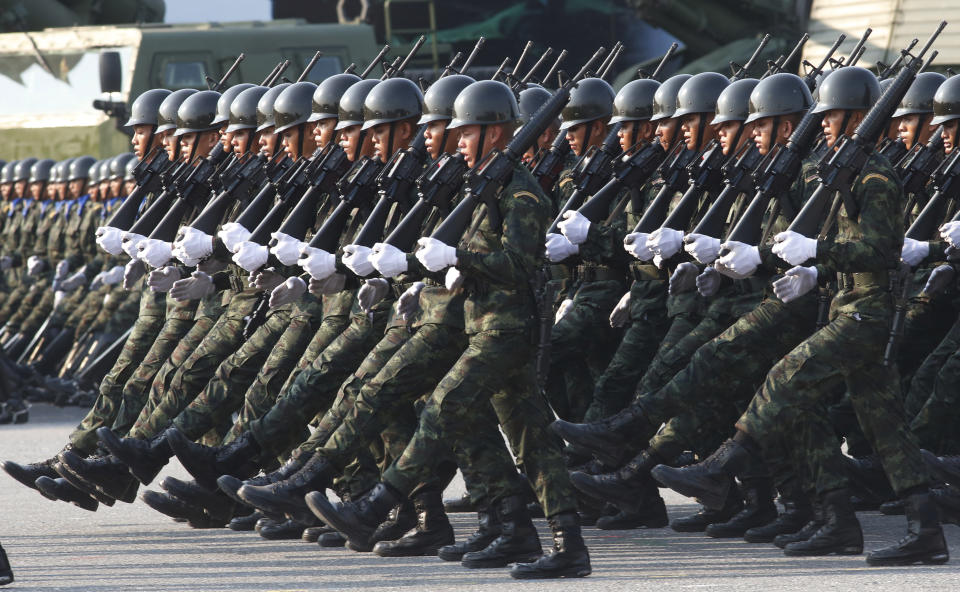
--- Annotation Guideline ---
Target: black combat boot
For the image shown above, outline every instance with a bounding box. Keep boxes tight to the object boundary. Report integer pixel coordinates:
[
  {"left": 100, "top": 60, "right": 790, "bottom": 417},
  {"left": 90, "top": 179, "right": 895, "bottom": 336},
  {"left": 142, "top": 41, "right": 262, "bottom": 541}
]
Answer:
[
  {"left": 2, "top": 448, "right": 66, "bottom": 491},
  {"left": 570, "top": 449, "right": 664, "bottom": 513},
  {"left": 97, "top": 427, "right": 172, "bottom": 485},
  {"left": 774, "top": 502, "right": 824, "bottom": 548},
  {"left": 931, "top": 485, "right": 960, "bottom": 526},
  {"left": 551, "top": 406, "right": 653, "bottom": 466},
  {"left": 56, "top": 451, "right": 137, "bottom": 503},
  {"left": 368, "top": 500, "right": 418, "bottom": 545},
  {"left": 141, "top": 490, "right": 223, "bottom": 528},
  {"left": 460, "top": 494, "right": 543, "bottom": 568},
  {"left": 651, "top": 435, "right": 756, "bottom": 510},
  {"left": 743, "top": 494, "right": 813, "bottom": 543},
  {"left": 303, "top": 525, "right": 333, "bottom": 542},
  {"left": 34, "top": 476, "right": 99, "bottom": 512},
  {"left": 510, "top": 512, "right": 591, "bottom": 579},
  {"left": 705, "top": 472, "right": 778, "bottom": 538},
  {"left": 845, "top": 454, "right": 896, "bottom": 509},
  {"left": 228, "top": 510, "right": 263, "bottom": 531},
  {"left": 921, "top": 449, "right": 960, "bottom": 486},
  {"left": 670, "top": 480, "right": 743, "bottom": 533},
  {"left": 783, "top": 489, "right": 863, "bottom": 556},
  {"left": 167, "top": 428, "right": 261, "bottom": 491},
  {"left": 0, "top": 398, "right": 28, "bottom": 424},
  {"left": 258, "top": 518, "right": 317, "bottom": 540},
  {"left": 595, "top": 478, "right": 668, "bottom": 530},
  {"left": 159, "top": 476, "right": 236, "bottom": 523},
  {"left": 438, "top": 507, "right": 503, "bottom": 562},
  {"left": 52, "top": 457, "right": 121, "bottom": 505},
  {"left": 238, "top": 453, "right": 335, "bottom": 523},
  {"left": 305, "top": 482, "right": 404, "bottom": 549},
  {"left": 318, "top": 531, "right": 347, "bottom": 547},
  {"left": 373, "top": 490, "right": 455, "bottom": 557},
  {"left": 217, "top": 453, "right": 306, "bottom": 504},
  {"left": 866, "top": 491, "right": 949, "bottom": 566},
  {"left": 0, "top": 541, "right": 12, "bottom": 586},
  {"left": 443, "top": 492, "right": 478, "bottom": 513}
]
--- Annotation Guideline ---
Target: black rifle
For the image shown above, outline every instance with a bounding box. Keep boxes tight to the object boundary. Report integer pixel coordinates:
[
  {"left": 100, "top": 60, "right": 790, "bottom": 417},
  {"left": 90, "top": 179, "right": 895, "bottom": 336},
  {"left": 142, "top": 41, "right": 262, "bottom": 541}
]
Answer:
[
  {"left": 729, "top": 34, "right": 771, "bottom": 81},
  {"left": 123, "top": 160, "right": 192, "bottom": 239},
  {"left": 659, "top": 139, "right": 727, "bottom": 233},
  {"left": 630, "top": 143, "right": 697, "bottom": 234},
  {"left": 764, "top": 34, "right": 809, "bottom": 77},
  {"left": 576, "top": 139, "right": 667, "bottom": 223},
  {"left": 206, "top": 53, "right": 245, "bottom": 91},
  {"left": 232, "top": 154, "right": 294, "bottom": 232},
  {"left": 305, "top": 156, "right": 384, "bottom": 253},
  {"left": 187, "top": 152, "right": 270, "bottom": 235},
  {"left": 273, "top": 143, "right": 351, "bottom": 242},
  {"left": 104, "top": 147, "right": 171, "bottom": 230},
  {"left": 898, "top": 126, "right": 945, "bottom": 218},
  {"left": 690, "top": 142, "right": 764, "bottom": 239},
  {"left": 530, "top": 132, "right": 571, "bottom": 192},
  {"left": 547, "top": 122, "right": 624, "bottom": 232}
]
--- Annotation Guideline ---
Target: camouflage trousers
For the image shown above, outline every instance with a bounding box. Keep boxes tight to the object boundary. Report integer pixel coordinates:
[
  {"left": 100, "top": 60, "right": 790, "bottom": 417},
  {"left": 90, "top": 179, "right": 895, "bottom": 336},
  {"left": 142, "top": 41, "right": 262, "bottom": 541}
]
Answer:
[
  {"left": 582, "top": 279, "right": 670, "bottom": 423},
  {"left": 737, "top": 311, "right": 929, "bottom": 496},
  {"left": 905, "top": 314, "right": 960, "bottom": 417},
  {"left": 0, "top": 279, "right": 35, "bottom": 325},
  {"left": 249, "top": 305, "right": 389, "bottom": 459},
  {"left": 383, "top": 329, "right": 577, "bottom": 518},
  {"left": 171, "top": 305, "right": 294, "bottom": 441},
  {"left": 909, "top": 316, "right": 960, "bottom": 454},
  {"left": 68, "top": 289, "right": 167, "bottom": 453},
  {"left": 128, "top": 292, "right": 254, "bottom": 440},
  {"left": 5, "top": 279, "right": 52, "bottom": 332}
]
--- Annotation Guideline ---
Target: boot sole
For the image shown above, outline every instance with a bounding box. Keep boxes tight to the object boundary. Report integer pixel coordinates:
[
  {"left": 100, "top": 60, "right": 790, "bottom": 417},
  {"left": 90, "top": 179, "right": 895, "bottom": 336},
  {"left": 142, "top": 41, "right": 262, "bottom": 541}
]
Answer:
[
  {"left": 237, "top": 485, "right": 313, "bottom": 523},
  {"left": 510, "top": 565, "right": 592, "bottom": 579},
  {"left": 462, "top": 553, "right": 543, "bottom": 569},
  {"left": 783, "top": 545, "right": 863, "bottom": 557},
  {"left": 569, "top": 472, "right": 643, "bottom": 513},
  {"left": 53, "top": 462, "right": 119, "bottom": 506},
  {"left": 866, "top": 552, "right": 949, "bottom": 566},
  {"left": 649, "top": 466, "right": 728, "bottom": 511},
  {"left": 96, "top": 428, "right": 165, "bottom": 485},
  {"left": 304, "top": 491, "right": 377, "bottom": 549}
]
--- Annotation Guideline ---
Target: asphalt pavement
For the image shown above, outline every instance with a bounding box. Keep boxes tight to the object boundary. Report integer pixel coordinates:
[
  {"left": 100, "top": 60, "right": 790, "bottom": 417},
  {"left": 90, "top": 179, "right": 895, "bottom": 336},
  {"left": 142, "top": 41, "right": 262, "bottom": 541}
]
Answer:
[{"left": 1, "top": 403, "right": 958, "bottom": 591}]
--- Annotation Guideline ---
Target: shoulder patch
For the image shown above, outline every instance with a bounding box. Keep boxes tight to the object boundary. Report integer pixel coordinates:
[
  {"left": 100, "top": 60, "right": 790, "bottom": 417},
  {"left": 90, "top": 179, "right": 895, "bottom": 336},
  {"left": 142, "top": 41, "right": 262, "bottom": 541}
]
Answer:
[
  {"left": 558, "top": 178, "right": 573, "bottom": 187},
  {"left": 513, "top": 190, "right": 540, "bottom": 204},
  {"left": 861, "top": 173, "right": 890, "bottom": 185},
  {"left": 804, "top": 174, "right": 819, "bottom": 184}
]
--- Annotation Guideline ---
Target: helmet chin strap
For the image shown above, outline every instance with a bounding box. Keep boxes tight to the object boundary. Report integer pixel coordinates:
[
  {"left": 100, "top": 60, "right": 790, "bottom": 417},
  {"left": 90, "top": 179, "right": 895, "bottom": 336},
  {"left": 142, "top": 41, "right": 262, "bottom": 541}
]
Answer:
[
  {"left": 476, "top": 124, "right": 488, "bottom": 167},
  {"left": 729, "top": 121, "right": 745, "bottom": 153},
  {"left": 296, "top": 123, "right": 305, "bottom": 158},
  {"left": 694, "top": 113, "right": 706, "bottom": 151}
]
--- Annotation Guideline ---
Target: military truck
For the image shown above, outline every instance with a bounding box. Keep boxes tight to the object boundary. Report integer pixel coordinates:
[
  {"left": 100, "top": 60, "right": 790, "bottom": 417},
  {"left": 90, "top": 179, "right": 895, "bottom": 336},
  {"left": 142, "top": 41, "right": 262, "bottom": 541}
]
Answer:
[{"left": 0, "top": 19, "right": 380, "bottom": 159}]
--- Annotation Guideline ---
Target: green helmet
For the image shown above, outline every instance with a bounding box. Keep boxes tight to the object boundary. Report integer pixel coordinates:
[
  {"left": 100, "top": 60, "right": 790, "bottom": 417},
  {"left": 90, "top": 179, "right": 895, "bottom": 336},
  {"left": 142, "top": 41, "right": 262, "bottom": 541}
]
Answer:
[
  {"left": 744, "top": 73, "right": 813, "bottom": 124},
  {"left": 362, "top": 78, "right": 424, "bottom": 131},
  {"left": 125, "top": 156, "right": 139, "bottom": 181},
  {"left": 673, "top": 72, "right": 730, "bottom": 119},
  {"left": 811, "top": 67, "right": 880, "bottom": 114},
  {"left": 1, "top": 161, "right": 15, "bottom": 184},
  {"left": 559, "top": 78, "right": 615, "bottom": 131},
  {"left": 13, "top": 158, "right": 38, "bottom": 182},
  {"left": 68, "top": 156, "right": 97, "bottom": 181},
  {"left": 125, "top": 88, "right": 172, "bottom": 127},
  {"left": 226, "top": 86, "right": 269, "bottom": 133},
  {"left": 651, "top": 74, "right": 692, "bottom": 121},
  {"left": 274, "top": 82, "right": 319, "bottom": 134},
  {"left": 156, "top": 89, "right": 198, "bottom": 134},
  {"left": 212, "top": 83, "right": 256, "bottom": 127},
  {"left": 609, "top": 79, "right": 660, "bottom": 124},
  {"left": 517, "top": 84, "right": 552, "bottom": 124},
  {"left": 309, "top": 73, "right": 361, "bottom": 123},
  {"left": 174, "top": 90, "right": 222, "bottom": 137},
  {"left": 712, "top": 78, "right": 759, "bottom": 125},
  {"left": 420, "top": 74, "right": 476, "bottom": 125},
  {"left": 334, "top": 79, "right": 379, "bottom": 131},
  {"left": 85, "top": 160, "right": 102, "bottom": 184},
  {"left": 894, "top": 72, "right": 947, "bottom": 119},
  {"left": 110, "top": 153, "right": 137, "bottom": 179},
  {"left": 28, "top": 159, "right": 55, "bottom": 184},
  {"left": 448, "top": 80, "right": 520, "bottom": 130},
  {"left": 50, "top": 159, "right": 69, "bottom": 184},
  {"left": 932, "top": 75, "right": 960, "bottom": 125},
  {"left": 256, "top": 83, "right": 291, "bottom": 132}
]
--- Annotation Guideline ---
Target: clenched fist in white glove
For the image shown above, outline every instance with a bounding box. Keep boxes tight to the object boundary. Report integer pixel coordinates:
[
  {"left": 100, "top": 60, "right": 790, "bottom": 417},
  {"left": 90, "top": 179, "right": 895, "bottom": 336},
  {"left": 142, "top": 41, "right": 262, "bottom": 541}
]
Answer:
[
  {"left": 251, "top": 269, "right": 285, "bottom": 292},
  {"left": 58, "top": 269, "right": 88, "bottom": 293},
  {"left": 545, "top": 232, "right": 579, "bottom": 262},
  {"left": 669, "top": 262, "right": 698, "bottom": 295},
  {"left": 623, "top": 232, "right": 655, "bottom": 261},
  {"left": 299, "top": 245, "right": 337, "bottom": 280},
  {"left": 648, "top": 227, "right": 684, "bottom": 259},
  {"left": 772, "top": 265, "right": 818, "bottom": 303},
  {"left": 558, "top": 210, "right": 591, "bottom": 245},
  {"left": 270, "top": 276, "right": 307, "bottom": 307},
  {"left": 170, "top": 270, "right": 215, "bottom": 301},
  {"left": 232, "top": 241, "right": 268, "bottom": 272},
  {"left": 121, "top": 232, "right": 146, "bottom": 259},
  {"left": 54, "top": 260, "right": 70, "bottom": 281},
  {"left": 26, "top": 256, "right": 45, "bottom": 276},
  {"left": 555, "top": 298, "right": 574, "bottom": 325},
  {"left": 900, "top": 237, "right": 929, "bottom": 267},
  {"left": 772, "top": 230, "right": 817, "bottom": 266},
  {"left": 217, "top": 222, "right": 251, "bottom": 253},
  {"left": 923, "top": 264, "right": 956, "bottom": 296},
  {"left": 398, "top": 282, "right": 424, "bottom": 320},
  {"left": 609, "top": 291, "right": 632, "bottom": 328},
  {"left": 269, "top": 231, "right": 306, "bottom": 266},
  {"left": 940, "top": 220, "right": 960, "bottom": 246},
  {"left": 343, "top": 244, "right": 375, "bottom": 277},
  {"left": 696, "top": 266, "right": 722, "bottom": 297},
  {"left": 176, "top": 226, "right": 214, "bottom": 261},
  {"left": 445, "top": 267, "right": 464, "bottom": 291},
  {"left": 716, "top": 240, "right": 761, "bottom": 279},
  {"left": 100, "top": 265, "right": 125, "bottom": 286},
  {"left": 416, "top": 237, "right": 458, "bottom": 272},
  {"left": 358, "top": 278, "right": 390, "bottom": 311},
  {"left": 370, "top": 242, "right": 408, "bottom": 278},
  {"left": 137, "top": 239, "right": 173, "bottom": 268},
  {"left": 122, "top": 259, "right": 146, "bottom": 290},
  {"left": 309, "top": 273, "right": 346, "bottom": 296},
  {"left": 683, "top": 233, "right": 722, "bottom": 264},
  {"left": 0, "top": 256, "right": 11, "bottom": 271},
  {"left": 96, "top": 226, "right": 124, "bottom": 256},
  {"left": 148, "top": 266, "right": 181, "bottom": 292}
]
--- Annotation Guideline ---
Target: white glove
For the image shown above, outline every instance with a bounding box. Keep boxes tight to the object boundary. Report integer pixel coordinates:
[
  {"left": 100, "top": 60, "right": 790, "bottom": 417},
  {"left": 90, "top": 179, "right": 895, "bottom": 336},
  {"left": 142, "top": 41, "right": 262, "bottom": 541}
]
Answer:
[
  {"left": 122, "top": 259, "right": 146, "bottom": 290},
  {"left": 0, "top": 256, "right": 11, "bottom": 271},
  {"left": 609, "top": 291, "right": 632, "bottom": 328},
  {"left": 669, "top": 262, "right": 699, "bottom": 295},
  {"left": 900, "top": 238, "right": 929, "bottom": 267},
  {"left": 772, "top": 265, "right": 818, "bottom": 303},
  {"left": 696, "top": 266, "right": 722, "bottom": 297},
  {"left": 148, "top": 266, "right": 181, "bottom": 292},
  {"left": 121, "top": 232, "right": 146, "bottom": 259},
  {"left": 269, "top": 231, "right": 306, "bottom": 267},
  {"left": 716, "top": 240, "right": 761, "bottom": 279},
  {"left": 370, "top": 242, "right": 409, "bottom": 278},
  {"left": 54, "top": 260, "right": 70, "bottom": 281},
  {"left": 555, "top": 298, "right": 574, "bottom": 324},
  {"left": 26, "top": 256, "right": 45, "bottom": 276},
  {"left": 217, "top": 222, "right": 251, "bottom": 253},
  {"left": 171, "top": 243, "right": 201, "bottom": 267},
  {"left": 545, "top": 233, "right": 579, "bottom": 263},
  {"left": 309, "top": 273, "right": 346, "bottom": 296},
  {"left": 398, "top": 282, "right": 424, "bottom": 320},
  {"left": 270, "top": 276, "right": 307, "bottom": 308},
  {"left": 623, "top": 232, "right": 655, "bottom": 261},
  {"left": 648, "top": 227, "right": 684, "bottom": 259},
  {"left": 683, "top": 233, "right": 722, "bottom": 264},
  {"left": 923, "top": 264, "right": 956, "bottom": 296},
  {"left": 176, "top": 227, "right": 214, "bottom": 261},
  {"left": 299, "top": 245, "right": 337, "bottom": 280},
  {"left": 54, "top": 290, "right": 66, "bottom": 308},
  {"left": 772, "top": 230, "right": 817, "bottom": 266},
  {"left": 558, "top": 210, "right": 591, "bottom": 245},
  {"left": 95, "top": 226, "right": 124, "bottom": 256},
  {"left": 343, "top": 244, "right": 375, "bottom": 277},
  {"left": 416, "top": 237, "right": 458, "bottom": 272},
  {"left": 251, "top": 269, "right": 285, "bottom": 292},
  {"left": 169, "top": 270, "right": 215, "bottom": 301},
  {"left": 445, "top": 267, "right": 464, "bottom": 291},
  {"left": 137, "top": 239, "right": 173, "bottom": 268},
  {"left": 58, "top": 269, "right": 88, "bottom": 293},
  {"left": 940, "top": 220, "right": 960, "bottom": 246},
  {"left": 358, "top": 278, "right": 389, "bottom": 311},
  {"left": 100, "top": 265, "right": 125, "bottom": 286},
  {"left": 232, "top": 241, "right": 269, "bottom": 272},
  {"left": 89, "top": 271, "right": 106, "bottom": 291}
]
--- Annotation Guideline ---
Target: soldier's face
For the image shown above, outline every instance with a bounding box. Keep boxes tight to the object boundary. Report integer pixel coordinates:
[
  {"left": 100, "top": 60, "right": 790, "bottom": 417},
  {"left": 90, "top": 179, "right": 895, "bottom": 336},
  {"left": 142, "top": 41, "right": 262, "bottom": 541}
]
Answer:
[
  {"left": 89, "top": 185, "right": 100, "bottom": 201},
  {"left": 681, "top": 113, "right": 717, "bottom": 151},
  {"left": 424, "top": 121, "right": 448, "bottom": 159},
  {"left": 538, "top": 123, "right": 559, "bottom": 152},
  {"left": 29, "top": 181, "right": 43, "bottom": 200},
  {"left": 68, "top": 179, "right": 86, "bottom": 198},
  {"left": 231, "top": 129, "right": 251, "bottom": 155},
  {"left": 715, "top": 120, "right": 742, "bottom": 155},
  {"left": 281, "top": 126, "right": 302, "bottom": 159},
  {"left": 0, "top": 183, "right": 10, "bottom": 200},
  {"left": 565, "top": 120, "right": 604, "bottom": 157},
  {"left": 124, "top": 180, "right": 136, "bottom": 195},
  {"left": 457, "top": 124, "right": 488, "bottom": 168},
  {"left": 131, "top": 124, "right": 154, "bottom": 159},
  {"left": 339, "top": 124, "right": 362, "bottom": 161},
  {"left": 942, "top": 120, "right": 959, "bottom": 154},
  {"left": 110, "top": 178, "right": 123, "bottom": 197},
  {"left": 14, "top": 180, "right": 26, "bottom": 198},
  {"left": 161, "top": 131, "right": 178, "bottom": 160},
  {"left": 258, "top": 128, "right": 279, "bottom": 158},
  {"left": 99, "top": 180, "right": 110, "bottom": 198},
  {"left": 897, "top": 114, "right": 931, "bottom": 150},
  {"left": 313, "top": 119, "right": 338, "bottom": 149},
  {"left": 655, "top": 118, "right": 679, "bottom": 148},
  {"left": 221, "top": 130, "right": 235, "bottom": 151},
  {"left": 370, "top": 122, "right": 395, "bottom": 163},
  {"left": 821, "top": 109, "right": 863, "bottom": 149}
]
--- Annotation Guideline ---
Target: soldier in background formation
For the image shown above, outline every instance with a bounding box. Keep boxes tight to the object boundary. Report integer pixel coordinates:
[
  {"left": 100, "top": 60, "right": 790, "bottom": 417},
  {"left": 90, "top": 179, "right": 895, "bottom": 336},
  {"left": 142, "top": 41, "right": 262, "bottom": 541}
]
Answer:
[{"left": 2, "top": 31, "right": 960, "bottom": 580}]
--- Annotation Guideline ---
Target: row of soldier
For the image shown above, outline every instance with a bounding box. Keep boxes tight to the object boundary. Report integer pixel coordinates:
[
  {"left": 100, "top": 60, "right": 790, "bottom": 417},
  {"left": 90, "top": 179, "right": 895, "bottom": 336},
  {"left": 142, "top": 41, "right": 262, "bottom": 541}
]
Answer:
[{"left": 1, "top": 29, "right": 959, "bottom": 579}]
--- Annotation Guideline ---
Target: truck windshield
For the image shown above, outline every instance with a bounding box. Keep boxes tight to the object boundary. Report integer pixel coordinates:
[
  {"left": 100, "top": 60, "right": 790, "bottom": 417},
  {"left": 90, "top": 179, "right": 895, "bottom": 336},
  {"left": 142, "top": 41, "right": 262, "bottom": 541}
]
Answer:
[{"left": 0, "top": 46, "right": 134, "bottom": 117}]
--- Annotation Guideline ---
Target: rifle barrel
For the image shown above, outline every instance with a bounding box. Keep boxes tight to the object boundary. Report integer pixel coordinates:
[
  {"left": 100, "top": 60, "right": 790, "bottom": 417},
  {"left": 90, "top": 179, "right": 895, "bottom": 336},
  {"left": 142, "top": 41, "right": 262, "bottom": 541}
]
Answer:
[
  {"left": 267, "top": 60, "right": 290, "bottom": 86},
  {"left": 513, "top": 41, "right": 535, "bottom": 79},
  {"left": 461, "top": 36, "right": 486, "bottom": 74},
  {"left": 542, "top": 49, "right": 567, "bottom": 86},
  {"left": 396, "top": 35, "right": 426, "bottom": 75},
  {"left": 361, "top": 45, "right": 391, "bottom": 79},
  {"left": 260, "top": 62, "right": 282, "bottom": 86},
  {"left": 521, "top": 47, "right": 554, "bottom": 86},
  {"left": 297, "top": 51, "right": 324, "bottom": 82},
  {"left": 215, "top": 53, "right": 245, "bottom": 90},
  {"left": 650, "top": 42, "right": 679, "bottom": 81}
]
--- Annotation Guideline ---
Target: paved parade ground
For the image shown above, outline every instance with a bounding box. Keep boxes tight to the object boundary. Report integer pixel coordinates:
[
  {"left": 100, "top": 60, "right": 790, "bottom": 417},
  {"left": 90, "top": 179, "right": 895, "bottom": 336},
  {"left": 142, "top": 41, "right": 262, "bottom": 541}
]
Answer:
[{"left": 1, "top": 403, "right": 959, "bottom": 591}]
